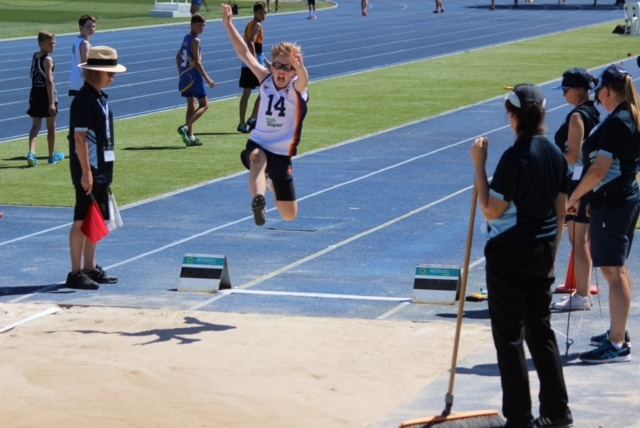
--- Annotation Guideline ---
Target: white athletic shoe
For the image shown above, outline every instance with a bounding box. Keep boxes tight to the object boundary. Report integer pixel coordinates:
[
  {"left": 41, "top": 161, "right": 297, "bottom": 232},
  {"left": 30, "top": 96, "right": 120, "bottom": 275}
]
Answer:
[{"left": 552, "top": 292, "right": 591, "bottom": 311}]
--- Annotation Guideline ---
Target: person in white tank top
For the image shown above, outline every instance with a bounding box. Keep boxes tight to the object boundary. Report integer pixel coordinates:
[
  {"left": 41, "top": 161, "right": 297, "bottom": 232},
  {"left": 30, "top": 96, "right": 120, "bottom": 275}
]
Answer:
[
  {"left": 222, "top": 3, "right": 309, "bottom": 226},
  {"left": 69, "top": 15, "right": 96, "bottom": 96}
]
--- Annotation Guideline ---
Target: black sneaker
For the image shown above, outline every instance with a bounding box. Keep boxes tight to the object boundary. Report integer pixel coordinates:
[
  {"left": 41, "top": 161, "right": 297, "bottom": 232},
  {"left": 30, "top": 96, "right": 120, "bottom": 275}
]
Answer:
[
  {"left": 580, "top": 340, "right": 631, "bottom": 363},
  {"left": 247, "top": 117, "right": 257, "bottom": 130},
  {"left": 590, "top": 329, "right": 631, "bottom": 347},
  {"left": 251, "top": 194, "right": 266, "bottom": 226},
  {"left": 66, "top": 271, "right": 99, "bottom": 290},
  {"left": 532, "top": 410, "right": 573, "bottom": 427},
  {"left": 86, "top": 265, "right": 118, "bottom": 284}
]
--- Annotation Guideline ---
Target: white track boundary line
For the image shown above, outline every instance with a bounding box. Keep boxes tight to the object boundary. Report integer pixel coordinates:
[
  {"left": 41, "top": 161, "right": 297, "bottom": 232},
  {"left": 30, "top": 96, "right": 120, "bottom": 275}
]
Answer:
[
  {"left": 0, "top": 307, "right": 60, "bottom": 333},
  {"left": 218, "top": 289, "right": 411, "bottom": 302}
]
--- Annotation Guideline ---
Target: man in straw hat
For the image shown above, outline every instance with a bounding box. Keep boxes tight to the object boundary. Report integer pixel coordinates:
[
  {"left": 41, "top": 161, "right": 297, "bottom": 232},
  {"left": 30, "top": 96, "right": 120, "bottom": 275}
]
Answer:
[{"left": 65, "top": 46, "right": 126, "bottom": 290}]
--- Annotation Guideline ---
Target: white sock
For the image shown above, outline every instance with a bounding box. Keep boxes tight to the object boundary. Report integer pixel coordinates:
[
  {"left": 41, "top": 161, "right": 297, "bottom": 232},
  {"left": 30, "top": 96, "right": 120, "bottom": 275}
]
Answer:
[{"left": 610, "top": 340, "right": 624, "bottom": 350}]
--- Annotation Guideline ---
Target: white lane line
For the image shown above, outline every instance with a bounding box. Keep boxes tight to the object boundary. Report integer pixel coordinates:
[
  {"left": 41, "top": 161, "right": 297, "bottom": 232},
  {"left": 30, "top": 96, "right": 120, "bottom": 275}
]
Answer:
[
  {"left": 0, "top": 307, "right": 60, "bottom": 333},
  {"left": 220, "top": 289, "right": 411, "bottom": 302}
]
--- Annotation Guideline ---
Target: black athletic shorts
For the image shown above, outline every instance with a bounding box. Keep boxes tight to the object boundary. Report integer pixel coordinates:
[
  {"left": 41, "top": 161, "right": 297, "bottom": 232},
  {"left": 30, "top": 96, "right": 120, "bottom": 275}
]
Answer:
[
  {"left": 241, "top": 140, "right": 296, "bottom": 201},
  {"left": 239, "top": 67, "right": 259, "bottom": 89},
  {"left": 27, "top": 88, "right": 57, "bottom": 118},
  {"left": 73, "top": 183, "right": 110, "bottom": 222}
]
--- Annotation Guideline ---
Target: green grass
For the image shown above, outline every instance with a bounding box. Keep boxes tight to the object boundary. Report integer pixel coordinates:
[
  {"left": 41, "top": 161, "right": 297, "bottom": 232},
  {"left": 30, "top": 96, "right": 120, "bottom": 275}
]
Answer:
[
  {"left": 2, "top": 21, "right": 639, "bottom": 210},
  {"left": 0, "top": 0, "right": 326, "bottom": 39}
]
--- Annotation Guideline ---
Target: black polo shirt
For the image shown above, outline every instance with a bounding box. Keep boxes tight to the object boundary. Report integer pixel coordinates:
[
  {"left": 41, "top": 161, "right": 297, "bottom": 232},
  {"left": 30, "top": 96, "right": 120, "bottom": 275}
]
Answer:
[
  {"left": 581, "top": 102, "right": 640, "bottom": 206},
  {"left": 68, "top": 82, "right": 115, "bottom": 186},
  {"left": 488, "top": 135, "right": 569, "bottom": 242}
]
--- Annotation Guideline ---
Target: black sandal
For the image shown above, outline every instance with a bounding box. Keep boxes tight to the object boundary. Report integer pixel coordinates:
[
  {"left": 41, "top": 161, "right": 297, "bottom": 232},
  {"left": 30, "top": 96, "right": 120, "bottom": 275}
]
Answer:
[{"left": 252, "top": 194, "right": 266, "bottom": 226}]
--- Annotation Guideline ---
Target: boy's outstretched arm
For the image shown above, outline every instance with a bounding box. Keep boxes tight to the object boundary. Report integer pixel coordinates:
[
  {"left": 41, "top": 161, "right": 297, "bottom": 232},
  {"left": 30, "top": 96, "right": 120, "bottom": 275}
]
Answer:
[
  {"left": 221, "top": 3, "right": 269, "bottom": 82},
  {"left": 291, "top": 49, "right": 308, "bottom": 94}
]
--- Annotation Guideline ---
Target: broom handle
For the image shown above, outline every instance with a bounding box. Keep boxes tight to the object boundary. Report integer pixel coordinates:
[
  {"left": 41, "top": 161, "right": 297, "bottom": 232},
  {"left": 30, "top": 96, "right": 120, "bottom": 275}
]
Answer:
[{"left": 443, "top": 184, "right": 478, "bottom": 414}]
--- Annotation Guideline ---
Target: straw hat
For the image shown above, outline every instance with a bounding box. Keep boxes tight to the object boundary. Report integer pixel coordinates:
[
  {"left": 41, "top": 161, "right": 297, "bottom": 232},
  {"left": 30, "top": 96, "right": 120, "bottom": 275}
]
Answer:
[{"left": 79, "top": 46, "right": 127, "bottom": 73}]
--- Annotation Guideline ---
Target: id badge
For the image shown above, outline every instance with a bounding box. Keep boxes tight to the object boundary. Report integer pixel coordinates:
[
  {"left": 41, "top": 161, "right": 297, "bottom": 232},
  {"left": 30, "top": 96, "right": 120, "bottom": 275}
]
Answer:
[
  {"left": 572, "top": 165, "right": 583, "bottom": 181},
  {"left": 104, "top": 150, "right": 115, "bottom": 162}
]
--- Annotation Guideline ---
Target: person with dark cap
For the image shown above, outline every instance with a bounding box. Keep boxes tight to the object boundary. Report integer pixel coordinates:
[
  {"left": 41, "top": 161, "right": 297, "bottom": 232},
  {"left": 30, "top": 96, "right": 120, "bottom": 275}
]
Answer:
[
  {"left": 551, "top": 68, "right": 600, "bottom": 312},
  {"left": 471, "top": 84, "right": 573, "bottom": 427},
  {"left": 569, "top": 64, "right": 640, "bottom": 364}
]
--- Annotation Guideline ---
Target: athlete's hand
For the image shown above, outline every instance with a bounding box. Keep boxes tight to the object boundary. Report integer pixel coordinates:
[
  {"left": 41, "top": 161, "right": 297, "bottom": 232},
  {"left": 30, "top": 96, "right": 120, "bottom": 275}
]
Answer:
[
  {"left": 221, "top": 3, "right": 233, "bottom": 22},
  {"left": 291, "top": 48, "right": 304, "bottom": 70}
]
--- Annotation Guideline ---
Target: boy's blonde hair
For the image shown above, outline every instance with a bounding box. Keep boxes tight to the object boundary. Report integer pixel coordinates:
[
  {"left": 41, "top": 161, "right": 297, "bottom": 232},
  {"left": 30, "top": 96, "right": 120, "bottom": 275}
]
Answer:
[
  {"left": 271, "top": 42, "right": 302, "bottom": 61},
  {"left": 37, "top": 31, "right": 55, "bottom": 44}
]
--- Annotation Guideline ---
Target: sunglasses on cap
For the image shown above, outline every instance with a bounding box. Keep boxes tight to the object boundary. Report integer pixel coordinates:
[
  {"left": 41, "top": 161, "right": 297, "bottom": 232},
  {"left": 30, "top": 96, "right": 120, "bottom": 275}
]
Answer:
[{"left": 272, "top": 62, "right": 295, "bottom": 72}]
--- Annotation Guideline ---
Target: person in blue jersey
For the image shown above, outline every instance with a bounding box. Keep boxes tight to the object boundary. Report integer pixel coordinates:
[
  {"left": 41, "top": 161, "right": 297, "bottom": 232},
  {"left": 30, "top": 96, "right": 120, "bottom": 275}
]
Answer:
[
  {"left": 568, "top": 64, "right": 640, "bottom": 364},
  {"left": 551, "top": 68, "right": 600, "bottom": 312},
  {"left": 191, "top": 0, "right": 203, "bottom": 15},
  {"left": 176, "top": 13, "right": 215, "bottom": 147},
  {"left": 69, "top": 15, "right": 96, "bottom": 96},
  {"left": 222, "top": 3, "right": 309, "bottom": 226},
  {"left": 237, "top": 1, "right": 268, "bottom": 134},
  {"left": 471, "top": 84, "right": 573, "bottom": 428},
  {"left": 67, "top": 46, "right": 126, "bottom": 290},
  {"left": 26, "top": 31, "right": 64, "bottom": 168}
]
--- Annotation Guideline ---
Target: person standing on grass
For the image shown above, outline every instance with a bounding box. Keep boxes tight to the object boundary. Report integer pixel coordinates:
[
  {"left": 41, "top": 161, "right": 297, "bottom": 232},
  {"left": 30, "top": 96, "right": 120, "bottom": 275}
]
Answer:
[
  {"left": 550, "top": 68, "right": 600, "bottom": 312},
  {"left": 307, "top": 0, "right": 317, "bottom": 19},
  {"left": 568, "top": 64, "right": 640, "bottom": 364},
  {"left": 176, "top": 13, "right": 215, "bottom": 147},
  {"left": 26, "top": 31, "right": 64, "bottom": 168},
  {"left": 471, "top": 84, "right": 573, "bottom": 428},
  {"left": 191, "top": 0, "right": 203, "bottom": 14},
  {"left": 66, "top": 46, "right": 126, "bottom": 290},
  {"left": 221, "top": 3, "right": 309, "bottom": 226},
  {"left": 237, "top": 1, "right": 268, "bottom": 134},
  {"left": 266, "top": 0, "right": 278, "bottom": 12},
  {"left": 69, "top": 15, "right": 96, "bottom": 96}
]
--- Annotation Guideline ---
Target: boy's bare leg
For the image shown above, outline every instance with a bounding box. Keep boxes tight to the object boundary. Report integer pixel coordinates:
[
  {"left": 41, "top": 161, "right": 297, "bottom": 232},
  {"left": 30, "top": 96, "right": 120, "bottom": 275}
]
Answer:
[
  {"left": 28, "top": 117, "right": 42, "bottom": 154},
  {"left": 46, "top": 116, "right": 57, "bottom": 157},
  {"left": 276, "top": 200, "right": 297, "bottom": 221}
]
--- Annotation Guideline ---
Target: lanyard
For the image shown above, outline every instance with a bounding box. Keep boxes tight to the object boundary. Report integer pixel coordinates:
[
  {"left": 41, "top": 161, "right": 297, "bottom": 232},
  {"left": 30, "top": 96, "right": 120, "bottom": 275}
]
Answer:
[{"left": 96, "top": 96, "right": 111, "bottom": 141}]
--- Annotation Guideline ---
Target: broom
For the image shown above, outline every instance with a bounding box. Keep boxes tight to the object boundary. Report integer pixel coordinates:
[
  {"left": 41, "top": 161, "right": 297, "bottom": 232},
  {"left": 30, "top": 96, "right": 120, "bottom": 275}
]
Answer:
[{"left": 398, "top": 185, "right": 504, "bottom": 428}]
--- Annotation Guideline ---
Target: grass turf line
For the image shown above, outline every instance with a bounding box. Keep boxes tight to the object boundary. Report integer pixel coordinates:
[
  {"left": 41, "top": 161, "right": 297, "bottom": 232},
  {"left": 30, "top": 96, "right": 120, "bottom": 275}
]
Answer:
[
  {"left": 1, "top": 22, "right": 638, "bottom": 208},
  {"left": 0, "top": 0, "right": 328, "bottom": 40}
]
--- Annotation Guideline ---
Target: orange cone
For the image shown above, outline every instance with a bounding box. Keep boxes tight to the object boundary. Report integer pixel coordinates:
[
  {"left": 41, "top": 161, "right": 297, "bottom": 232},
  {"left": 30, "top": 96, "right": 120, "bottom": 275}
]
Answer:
[{"left": 554, "top": 250, "right": 598, "bottom": 294}]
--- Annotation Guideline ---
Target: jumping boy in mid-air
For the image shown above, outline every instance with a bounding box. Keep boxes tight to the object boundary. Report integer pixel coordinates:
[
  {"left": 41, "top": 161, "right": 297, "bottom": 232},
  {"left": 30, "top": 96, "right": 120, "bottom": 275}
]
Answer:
[
  {"left": 176, "top": 13, "right": 215, "bottom": 147},
  {"left": 221, "top": 3, "right": 309, "bottom": 226}
]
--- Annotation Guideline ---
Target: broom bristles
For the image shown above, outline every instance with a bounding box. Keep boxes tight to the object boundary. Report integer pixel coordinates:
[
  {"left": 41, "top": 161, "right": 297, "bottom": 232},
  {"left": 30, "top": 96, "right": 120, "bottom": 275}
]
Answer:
[{"left": 399, "top": 410, "right": 505, "bottom": 428}]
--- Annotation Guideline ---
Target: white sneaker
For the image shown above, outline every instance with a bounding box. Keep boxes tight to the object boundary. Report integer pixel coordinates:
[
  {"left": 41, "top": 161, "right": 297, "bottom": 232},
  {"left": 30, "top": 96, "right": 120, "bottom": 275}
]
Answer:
[{"left": 552, "top": 293, "right": 591, "bottom": 311}]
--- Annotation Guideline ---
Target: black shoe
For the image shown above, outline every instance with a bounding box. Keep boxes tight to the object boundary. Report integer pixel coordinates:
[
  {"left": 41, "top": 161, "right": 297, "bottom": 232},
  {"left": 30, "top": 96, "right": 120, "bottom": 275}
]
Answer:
[
  {"left": 251, "top": 194, "right": 266, "bottom": 226},
  {"left": 532, "top": 410, "right": 573, "bottom": 427},
  {"left": 590, "top": 329, "right": 631, "bottom": 347},
  {"left": 66, "top": 271, "right": 99, "bottom": 290},
  {"left": 86, "top": 265, "right": 118, "bottom": 284}
]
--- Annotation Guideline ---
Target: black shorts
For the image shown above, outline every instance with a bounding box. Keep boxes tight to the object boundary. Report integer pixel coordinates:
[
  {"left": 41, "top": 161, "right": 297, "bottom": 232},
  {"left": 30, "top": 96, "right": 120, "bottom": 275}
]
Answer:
[
  {"left": 308, "top": 0, "right": 316, "bottom": 5},
  {"left": 239, "top": 67, "right": 259, "bottom": 89},
  {"left": 73, "top": 183, "right": 110, "bottom": 222},
  {"left": 241, "top": 140, "right": 296, "bottom": 201},
  {"left": 589, "top": 200, "right": 640, "bottom": 267},
  {"left": 27, "top": 88, "right": 57, "bottom": 118}
]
